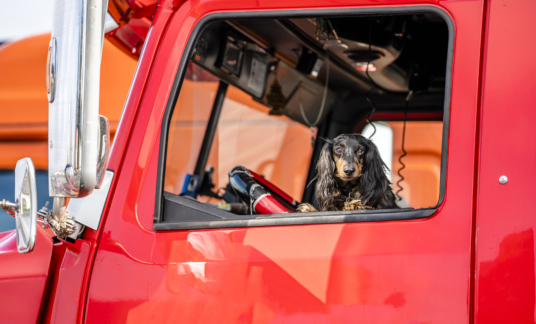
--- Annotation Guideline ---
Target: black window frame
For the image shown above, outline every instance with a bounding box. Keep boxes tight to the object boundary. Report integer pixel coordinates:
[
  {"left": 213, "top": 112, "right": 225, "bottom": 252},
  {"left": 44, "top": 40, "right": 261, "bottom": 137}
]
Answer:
[{"left": 154, "top": 6, "right": 454, "bottom": 231}]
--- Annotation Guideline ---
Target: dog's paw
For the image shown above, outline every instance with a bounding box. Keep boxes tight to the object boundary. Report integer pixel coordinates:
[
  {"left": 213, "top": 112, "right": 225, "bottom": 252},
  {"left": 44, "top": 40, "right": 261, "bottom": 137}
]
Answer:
[
  {"left": 297, "top": 203, "right": 318, "bottom": 213},
  {"left": 343, "top": 199, "right": 373, "bottom": 211}
]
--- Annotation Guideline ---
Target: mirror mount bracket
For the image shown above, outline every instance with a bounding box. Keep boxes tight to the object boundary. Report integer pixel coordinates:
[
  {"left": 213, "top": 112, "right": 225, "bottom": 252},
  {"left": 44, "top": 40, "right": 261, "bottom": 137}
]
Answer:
[
  {"left": 1, "top": 199, "right": 18, "bottom": 217},
  {"left": 34, "top": 199, "right": 77, "bottom": 239},
  {"left": 46, "top": 197, "right": 76, "bottom": 239}
]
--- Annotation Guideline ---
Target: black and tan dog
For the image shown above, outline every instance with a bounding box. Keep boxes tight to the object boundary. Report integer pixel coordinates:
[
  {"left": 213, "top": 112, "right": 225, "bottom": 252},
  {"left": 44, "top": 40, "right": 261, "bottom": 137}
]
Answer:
[{"left": 297, "top": 134, "right": 398, "bottom": 212}]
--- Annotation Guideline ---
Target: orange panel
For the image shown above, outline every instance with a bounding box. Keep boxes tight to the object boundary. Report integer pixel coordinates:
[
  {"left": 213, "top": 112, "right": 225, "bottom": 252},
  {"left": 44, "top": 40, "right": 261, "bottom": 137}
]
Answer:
[
  {"left": 0, "top": 33, "right": 137, "bottom": 167},
  {"left": 388, "top": 121, "right": 443, "bottom": 209},
  {"left": 164, "top": 77, "right": 219, "bottom": 193},
  {"left": 0, "top": 141, "right": 48, "bottom": 169},
  {"left": 207, "top": 87, "right": 313, "bottom": 200},
  {"left": 164, "top": 77, "right": 313, "bottom": 201}
]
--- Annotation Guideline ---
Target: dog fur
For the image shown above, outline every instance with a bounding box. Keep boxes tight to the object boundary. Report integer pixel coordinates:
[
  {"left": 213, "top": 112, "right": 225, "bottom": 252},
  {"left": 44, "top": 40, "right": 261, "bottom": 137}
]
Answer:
[{"left": 297, "top": 134, "right": 398, "bottom": 212}]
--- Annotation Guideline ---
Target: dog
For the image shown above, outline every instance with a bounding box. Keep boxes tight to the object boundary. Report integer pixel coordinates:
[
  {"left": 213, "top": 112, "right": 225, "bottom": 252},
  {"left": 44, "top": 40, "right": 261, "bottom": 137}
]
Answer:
[{"left": 297, "top": 134, "right": 398, "bottom": 212}]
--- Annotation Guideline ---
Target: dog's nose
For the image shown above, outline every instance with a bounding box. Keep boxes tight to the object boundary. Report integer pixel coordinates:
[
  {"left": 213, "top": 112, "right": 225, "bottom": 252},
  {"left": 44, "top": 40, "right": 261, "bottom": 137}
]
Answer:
[{"left": 343, "top": 166, "right": 355, "bottom": 176}]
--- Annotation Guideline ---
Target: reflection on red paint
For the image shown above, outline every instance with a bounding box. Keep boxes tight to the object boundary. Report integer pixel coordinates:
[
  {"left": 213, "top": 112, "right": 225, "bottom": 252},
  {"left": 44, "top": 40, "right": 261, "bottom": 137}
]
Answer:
[
  {"left": 84, "top": 0, "right": 485, "bottom": 322},
  {"left": 477, "top": 229, "right": 535, "bottom": 323},
  {"left": 384, "top": 292, "right": 407, "bottom": 309}
]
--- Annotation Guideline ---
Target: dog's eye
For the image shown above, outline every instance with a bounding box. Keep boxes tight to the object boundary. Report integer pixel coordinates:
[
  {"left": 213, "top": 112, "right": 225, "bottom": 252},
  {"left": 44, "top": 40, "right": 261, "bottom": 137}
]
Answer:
[
  {"left": 335, "top": 147, "right": 343, "bottom": 154},
  {"left": 357, "top": 148, "right": 364, "bottom": 154}
]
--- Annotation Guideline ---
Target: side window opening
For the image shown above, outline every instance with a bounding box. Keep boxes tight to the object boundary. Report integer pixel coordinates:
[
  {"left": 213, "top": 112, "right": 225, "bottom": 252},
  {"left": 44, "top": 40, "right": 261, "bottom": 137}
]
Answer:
[
  {"left": 164, "top": 65, "right": 219, "bottom": 194},
  {"left": 205, "top": 85, "right": 313, "bottom": 204},
  {"left": 157, "top": 10, "right": 452, "bottom": 228}
]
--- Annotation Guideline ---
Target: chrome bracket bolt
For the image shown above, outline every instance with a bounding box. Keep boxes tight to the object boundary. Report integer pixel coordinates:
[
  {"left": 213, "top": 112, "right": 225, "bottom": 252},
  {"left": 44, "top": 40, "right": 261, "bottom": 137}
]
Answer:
[
  {"left": 1, "top": 199, "right": 18, "bottom": 217},
  {"left": 499, "top": 175, "right": 508, "bottom": 184}
]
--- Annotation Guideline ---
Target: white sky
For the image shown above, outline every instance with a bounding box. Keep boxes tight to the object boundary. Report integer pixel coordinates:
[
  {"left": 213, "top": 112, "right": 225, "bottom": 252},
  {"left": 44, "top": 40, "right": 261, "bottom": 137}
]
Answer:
[{"left": 0, "top": 0, "right": 53, "bottom": 43}]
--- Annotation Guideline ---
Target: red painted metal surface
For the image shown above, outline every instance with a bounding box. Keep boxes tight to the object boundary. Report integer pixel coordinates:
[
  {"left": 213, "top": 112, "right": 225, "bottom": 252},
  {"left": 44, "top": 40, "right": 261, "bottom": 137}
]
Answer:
[
  {"left": 106, "top": 0, "right": 157, "bottom": 58},
  {"left": 84, "top": 1, "right": 485, "bottom": 323},
  {"left": 250, "top": 170, "right": 296, "bottom": 205},
  {"left": 38, "top": 240, "right": 66, "bottom": 323},
  {"left": 106, "top": 3, "right": 174, "bottom": 180},
  {"left": 46, "top": 239, "right": 92, "bottom": 323},
  {"left": 254, "top": 195, "right": 290, "bottom": 215},
  {"left": 105, "top": 0, "right": 185, "bottom": 58},
  {"left": 0, "top": 227, "right": 53, "bottom": 324},
  {"left": 474, "top": 0, "right": 536, "bottom": 322}
]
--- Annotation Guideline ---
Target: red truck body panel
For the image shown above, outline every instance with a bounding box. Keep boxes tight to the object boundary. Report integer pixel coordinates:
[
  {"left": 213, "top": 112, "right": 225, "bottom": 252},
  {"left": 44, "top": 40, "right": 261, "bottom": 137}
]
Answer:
[
  {"left": 0, "top": 227, "right": 53, "bottom": 324},
  {"left": 475, "top": 0, "right": 536, "bottom": 322},
  {"left": 6, "top": 0, "right": 536, "bottom": 322},
  {"left": 83, "top": 0, "right": 485, "bottom": 323}
]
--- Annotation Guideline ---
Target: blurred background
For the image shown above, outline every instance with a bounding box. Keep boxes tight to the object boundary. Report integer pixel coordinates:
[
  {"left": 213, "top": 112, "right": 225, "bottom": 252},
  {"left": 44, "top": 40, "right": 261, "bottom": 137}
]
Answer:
[{"left": 0, "top": 0, "right": 137, "bottom": 231}]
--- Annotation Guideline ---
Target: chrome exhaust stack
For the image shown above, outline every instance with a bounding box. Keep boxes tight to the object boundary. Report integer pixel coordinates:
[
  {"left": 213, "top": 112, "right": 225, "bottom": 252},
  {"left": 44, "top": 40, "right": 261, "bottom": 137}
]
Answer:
[{"left": 46, "top": 0, "right": 110, "bottom": 238}]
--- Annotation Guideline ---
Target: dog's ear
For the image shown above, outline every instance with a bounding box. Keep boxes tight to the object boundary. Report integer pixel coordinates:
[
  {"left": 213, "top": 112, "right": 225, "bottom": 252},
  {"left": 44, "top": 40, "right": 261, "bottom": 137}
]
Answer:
[
  {"left": 360, "top": 139, "right": 390, "bottom": 206},
  {"left": 315, "top": 140, "right": 336, "bottom": 211}
]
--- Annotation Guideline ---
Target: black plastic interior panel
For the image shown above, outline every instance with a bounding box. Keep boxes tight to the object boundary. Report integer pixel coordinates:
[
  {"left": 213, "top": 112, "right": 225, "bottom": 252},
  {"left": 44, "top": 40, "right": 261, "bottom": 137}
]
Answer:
[
  {"left": 191, "top": 21, "right": 336, "bottom": 126},
  {"left": 163, "top": 192, "right": 247, "bottom": 223},
  {"left": 192, "top": 23, "right": 272, "bottom": 99}
]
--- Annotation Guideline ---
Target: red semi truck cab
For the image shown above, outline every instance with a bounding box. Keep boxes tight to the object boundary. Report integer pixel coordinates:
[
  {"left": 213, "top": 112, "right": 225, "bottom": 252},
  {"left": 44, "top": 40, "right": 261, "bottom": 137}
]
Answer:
[{"left": 0, "top": 0, "right": 534, "bottom": 323}]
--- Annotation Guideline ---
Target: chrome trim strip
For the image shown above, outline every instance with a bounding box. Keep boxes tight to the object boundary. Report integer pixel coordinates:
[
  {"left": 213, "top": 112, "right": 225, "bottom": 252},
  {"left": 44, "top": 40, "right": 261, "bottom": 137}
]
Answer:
[{"left": 95, "top": 115, "right": 110, "bottom": 189}]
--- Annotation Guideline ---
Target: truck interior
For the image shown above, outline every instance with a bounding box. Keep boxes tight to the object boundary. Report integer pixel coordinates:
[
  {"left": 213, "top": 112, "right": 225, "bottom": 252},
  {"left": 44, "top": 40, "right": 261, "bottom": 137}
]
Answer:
[{"left": 161, "top": 12, "right": 450, "bottom": 223}]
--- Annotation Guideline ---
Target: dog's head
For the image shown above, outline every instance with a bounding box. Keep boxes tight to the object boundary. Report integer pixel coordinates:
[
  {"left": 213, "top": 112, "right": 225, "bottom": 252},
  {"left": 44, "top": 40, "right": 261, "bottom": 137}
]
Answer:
[
  {"left": 332, "top": 134, "right": 367, "bottom": 182},
  {"left": 315, "top": 134, "right": 389, "bottom": 210}
]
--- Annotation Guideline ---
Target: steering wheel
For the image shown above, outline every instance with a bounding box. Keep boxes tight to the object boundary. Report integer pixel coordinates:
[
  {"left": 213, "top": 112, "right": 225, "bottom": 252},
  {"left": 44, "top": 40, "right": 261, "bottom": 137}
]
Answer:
[{"left": 228, "top": 166, "right": 298, "bottom": 214}]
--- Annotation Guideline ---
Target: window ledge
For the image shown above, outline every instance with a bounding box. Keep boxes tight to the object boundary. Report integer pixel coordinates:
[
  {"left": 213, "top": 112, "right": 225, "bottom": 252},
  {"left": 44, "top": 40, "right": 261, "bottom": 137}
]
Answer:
[{"left": 154, "top": 192, "right": 436, "bottom": 231}]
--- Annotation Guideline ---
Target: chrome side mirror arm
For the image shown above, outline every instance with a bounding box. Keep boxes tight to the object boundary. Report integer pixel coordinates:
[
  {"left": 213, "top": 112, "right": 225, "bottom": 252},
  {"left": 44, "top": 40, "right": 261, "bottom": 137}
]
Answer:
[
  {"left": 0, "top": 199, "right": 51, "bottom": 237},
  {"left": 1, "top": 199, "right": 18, "bottom": 217},
  {"left": 2, "top": 197, "right": 76, "bottom": 239}
]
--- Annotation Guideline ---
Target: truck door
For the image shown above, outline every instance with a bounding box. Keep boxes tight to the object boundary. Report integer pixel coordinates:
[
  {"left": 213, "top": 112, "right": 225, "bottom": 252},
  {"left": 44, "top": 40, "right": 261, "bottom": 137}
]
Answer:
[
  {"left": 475, "top": 0, "right": 536, "bottom": 322},
  {"left": 85, "top": 1, "right": 486, "bottom": 323}
]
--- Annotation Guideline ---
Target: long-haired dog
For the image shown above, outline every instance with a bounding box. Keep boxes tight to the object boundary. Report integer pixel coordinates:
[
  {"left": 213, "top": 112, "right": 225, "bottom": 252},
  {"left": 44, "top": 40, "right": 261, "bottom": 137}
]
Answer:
[{"left": 297, "top": 134, "right": 398, "bottom": 212}]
